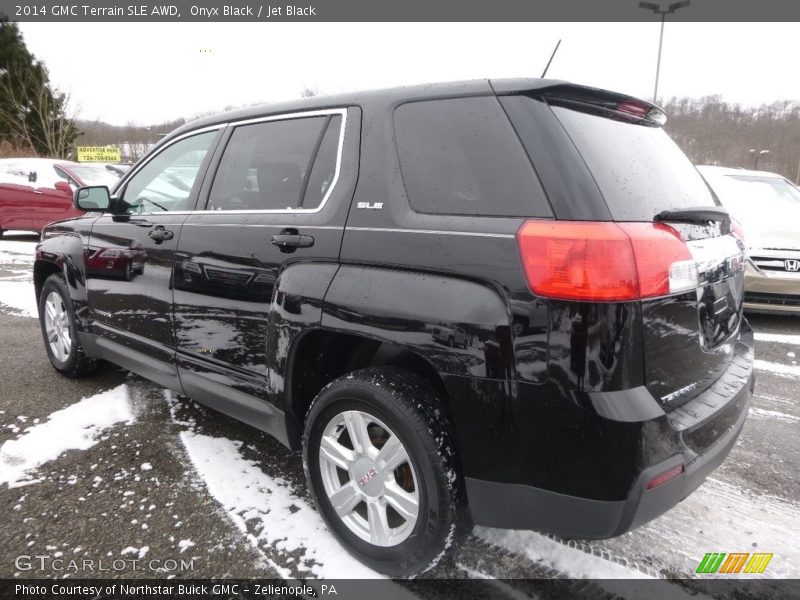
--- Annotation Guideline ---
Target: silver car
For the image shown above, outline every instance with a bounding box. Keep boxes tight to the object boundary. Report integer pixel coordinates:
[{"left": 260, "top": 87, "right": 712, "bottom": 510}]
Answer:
[{"left": 698, "top": 165, "right": 800, "bottom": 314}]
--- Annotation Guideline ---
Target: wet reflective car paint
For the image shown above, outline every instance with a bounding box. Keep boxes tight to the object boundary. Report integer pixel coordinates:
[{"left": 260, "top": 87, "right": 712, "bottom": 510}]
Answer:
[{"left": 33, "top": 81, "right": 754, "bottom": 516}]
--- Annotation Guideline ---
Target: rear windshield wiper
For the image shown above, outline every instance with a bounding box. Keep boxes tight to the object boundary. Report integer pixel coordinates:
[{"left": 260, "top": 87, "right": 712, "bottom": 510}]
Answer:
[{"left": 653, "top": 206, "right": 729, "bottom": 224}]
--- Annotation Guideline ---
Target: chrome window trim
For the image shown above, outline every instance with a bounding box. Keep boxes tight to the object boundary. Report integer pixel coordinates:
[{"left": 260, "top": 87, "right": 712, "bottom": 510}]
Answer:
[
  {"left": 346, "top": 227, "right": 516, "bottom": 239},
  {"left": 114, "top": 108, "right": 348, "bottom": 216},
  {"left": 200, "top": 108, "right": 348, "bottom": 215}
]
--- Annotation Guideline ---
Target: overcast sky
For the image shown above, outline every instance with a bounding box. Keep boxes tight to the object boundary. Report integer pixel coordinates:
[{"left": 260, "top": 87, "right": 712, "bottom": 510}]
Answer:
[{"left": 17, "top": 22, "right": 800, "bottom": 126}]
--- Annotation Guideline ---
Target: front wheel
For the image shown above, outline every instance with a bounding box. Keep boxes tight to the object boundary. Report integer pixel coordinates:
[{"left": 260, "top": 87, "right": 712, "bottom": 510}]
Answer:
[
  {"left": 303, "top": 367, "right": 469, "bottom": 576},
  {"left": 39, "top": 274, "right": 97, "bottom": 377}
]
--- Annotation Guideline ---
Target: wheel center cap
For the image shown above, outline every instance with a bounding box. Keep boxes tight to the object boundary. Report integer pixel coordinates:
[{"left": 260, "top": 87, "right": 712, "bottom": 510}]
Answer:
[{"left": 352, "top": 457, "right": 383, "bottom": 498}]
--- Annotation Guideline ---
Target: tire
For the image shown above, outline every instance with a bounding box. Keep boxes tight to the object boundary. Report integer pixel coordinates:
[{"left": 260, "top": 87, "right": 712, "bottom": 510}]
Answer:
[
  {"left": 448, "top": 336, "right": 455, "bottom": 348},
  {"left": 39, "top": 274, "right": 97, "bottom": 378},
  {"left": 303, "top": 367, "right": 469, "bottom": 577}
]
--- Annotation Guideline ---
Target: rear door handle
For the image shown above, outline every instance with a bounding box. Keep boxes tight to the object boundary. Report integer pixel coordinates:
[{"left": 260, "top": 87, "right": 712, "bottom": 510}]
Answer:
[
  {"left": 271, "top": 233, "right": 314, "bottom": 251},
  {"left": 148, "top": 225, "right": 174, "bottom": 243}
]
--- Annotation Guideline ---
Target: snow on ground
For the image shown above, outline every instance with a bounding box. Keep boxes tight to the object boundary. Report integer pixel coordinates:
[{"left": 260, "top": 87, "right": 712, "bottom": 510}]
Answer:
[
  {"left": 0, "top": 385, "right": 135, "bottom": 487},
  {"left": 749, "top": 407, "right": 800, "bottom": 424},
  {"left": 178, "top": 430, "right": 380, "bottom": 579},
  {"left": 571, "top": 477, "right": 800, "bottom": 580},
  {"left": 475, "top": 527, "right": 653, "bottom": 580},
  {"left": 754, "top": 359, "right": 800, "bottom": 379},
  {"left": 0, "top": 235, "right": 38, "bottom": 318},
  {"left": 0, "top": 280, "right": 38, "bottom": 318},
  {"left": 0, "top": 237, "right": 37, "bottom": 265},
  {"left": 754, "top": 332, "right": 800, "bottom": 345}
]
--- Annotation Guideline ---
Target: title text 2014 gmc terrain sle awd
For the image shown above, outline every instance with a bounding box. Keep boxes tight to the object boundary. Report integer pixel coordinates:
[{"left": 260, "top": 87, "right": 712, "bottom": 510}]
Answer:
[{"left": 35, "top": 79, "right": 755, "bottom": 576}]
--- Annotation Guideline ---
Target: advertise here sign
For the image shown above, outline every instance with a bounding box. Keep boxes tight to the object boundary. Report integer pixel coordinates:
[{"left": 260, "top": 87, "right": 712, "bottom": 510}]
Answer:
[{"left": 77, "top": 146, "right": 122, "bottom": 163}]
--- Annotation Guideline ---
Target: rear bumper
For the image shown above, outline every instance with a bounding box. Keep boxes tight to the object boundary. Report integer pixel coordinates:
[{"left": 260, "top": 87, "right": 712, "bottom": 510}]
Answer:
[
  {"left": 467, "top": 381, "right": 750, "bottom": 538},
  {"left": 464, "top": 326, "right": 754, "bottom": 538}
]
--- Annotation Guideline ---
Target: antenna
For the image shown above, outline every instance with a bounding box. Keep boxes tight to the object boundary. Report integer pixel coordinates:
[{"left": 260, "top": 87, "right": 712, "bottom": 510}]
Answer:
[{"left": 541, "top": 39, "right": 562, "bottom": 78}]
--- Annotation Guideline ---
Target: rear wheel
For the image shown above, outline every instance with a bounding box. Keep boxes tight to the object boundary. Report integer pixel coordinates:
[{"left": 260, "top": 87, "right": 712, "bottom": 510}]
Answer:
[
  {"left": 303, "top": 367, "right": 468, "bottom": 576},
  {"left": 39, "top": 274, "right": 97, "bottom": 377}
]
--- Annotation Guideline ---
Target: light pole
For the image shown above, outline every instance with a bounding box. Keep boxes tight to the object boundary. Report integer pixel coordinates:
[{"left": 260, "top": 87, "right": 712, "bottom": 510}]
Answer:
[
  {"left": 639, "top": 1, "right": 691, "bottom": 104},
  {"left": 749, "top": 149, "right": 770, "bottom": 170}
]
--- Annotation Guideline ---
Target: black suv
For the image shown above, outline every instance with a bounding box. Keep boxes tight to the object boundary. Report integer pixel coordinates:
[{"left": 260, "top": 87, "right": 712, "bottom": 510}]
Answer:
[{"left": 35, "top": 79, "right": 754, "bottom": 576}]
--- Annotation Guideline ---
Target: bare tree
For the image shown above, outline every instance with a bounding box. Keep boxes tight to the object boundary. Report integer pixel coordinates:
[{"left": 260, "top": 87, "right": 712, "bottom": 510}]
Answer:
[{"left": 0, "top": 63, "right": 77, "bottom": 158}]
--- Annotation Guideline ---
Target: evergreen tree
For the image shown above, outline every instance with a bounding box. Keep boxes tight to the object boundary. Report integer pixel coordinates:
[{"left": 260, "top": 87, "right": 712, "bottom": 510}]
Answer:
[{"left": 0, "top": 18, "right": 78, "bottom": 157}]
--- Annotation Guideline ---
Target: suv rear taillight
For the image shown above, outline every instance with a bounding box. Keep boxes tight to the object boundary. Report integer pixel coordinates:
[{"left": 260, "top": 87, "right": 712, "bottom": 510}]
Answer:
[{"left": 516, "top": 220, "right": 697, "bottom": 302}]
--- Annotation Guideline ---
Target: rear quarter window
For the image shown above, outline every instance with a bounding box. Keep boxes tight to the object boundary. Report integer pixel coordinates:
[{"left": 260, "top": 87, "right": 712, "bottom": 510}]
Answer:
[
  {"left": 394, "top": 96, "right": 552, "bottom": 218},
  {"left": 552, "top": 105, "right": 717, "bottom": 221}
]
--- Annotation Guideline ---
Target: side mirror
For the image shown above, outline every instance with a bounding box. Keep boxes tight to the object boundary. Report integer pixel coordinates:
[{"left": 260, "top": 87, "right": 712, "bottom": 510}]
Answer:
[
  {"left": 75, "top": 186, "right": 111, "bottom": 212},
  {"left": 54, "top": 181, "right": 73, "bottom": 195}
]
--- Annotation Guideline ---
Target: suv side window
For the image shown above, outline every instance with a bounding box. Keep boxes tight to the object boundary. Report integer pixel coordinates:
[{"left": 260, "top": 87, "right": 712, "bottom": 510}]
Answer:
[
  {"left": 394, "top": 97, "right": 552, "bottom": 218},
  {"left": 120, "top": 131, "right": 217, "bottom": 214},
  {"left": 206, "top": 114, "right": 341, "bottom": 212}
]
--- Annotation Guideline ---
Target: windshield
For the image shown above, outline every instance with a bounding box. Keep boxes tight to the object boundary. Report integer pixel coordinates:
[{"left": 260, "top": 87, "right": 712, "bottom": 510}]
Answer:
[
  {"left": 552, "top": 105, "right": 717, "bottom": 221},
  {"left": 70, "top": 165, "right": 120, "bottom": 187},
  {"left": 709, "top": 174, "right": 800, "bottom": 212}
]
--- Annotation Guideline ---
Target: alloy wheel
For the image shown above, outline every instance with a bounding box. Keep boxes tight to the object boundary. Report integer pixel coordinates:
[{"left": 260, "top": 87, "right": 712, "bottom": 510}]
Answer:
[
  {"left": 318, "top": 410, "right": 420, "bottom": 547},
  {"left": 43, "top": 291, "right": 72, "bottom": 362}
]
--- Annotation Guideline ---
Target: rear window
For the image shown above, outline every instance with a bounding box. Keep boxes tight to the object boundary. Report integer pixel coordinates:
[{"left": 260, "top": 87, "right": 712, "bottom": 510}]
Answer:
[
  {"left": 394, "top": 97, "right": 551, "bottom": 218},
  {"left": 552, "top": 105, "right": 717, "bottom": 221}
]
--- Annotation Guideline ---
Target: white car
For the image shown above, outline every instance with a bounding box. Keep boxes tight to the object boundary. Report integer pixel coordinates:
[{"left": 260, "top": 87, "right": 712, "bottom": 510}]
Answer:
[{"left": 697, "top": 165, "right": 800, "bottom": 314}]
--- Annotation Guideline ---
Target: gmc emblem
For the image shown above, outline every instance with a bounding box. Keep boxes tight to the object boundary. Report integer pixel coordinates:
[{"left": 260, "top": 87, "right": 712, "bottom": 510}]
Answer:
[
  {"left": 357, "top": 468, "right": 378, "bottom": 487},
  {"left": 785, "top": 259, "right": 800, "bottom": 272}
]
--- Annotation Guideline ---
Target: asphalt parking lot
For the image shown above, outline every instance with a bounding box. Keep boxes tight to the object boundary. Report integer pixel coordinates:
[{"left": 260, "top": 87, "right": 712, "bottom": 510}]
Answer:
[{"left": 1, "top": 231, "right": 798, "bottom": 598}]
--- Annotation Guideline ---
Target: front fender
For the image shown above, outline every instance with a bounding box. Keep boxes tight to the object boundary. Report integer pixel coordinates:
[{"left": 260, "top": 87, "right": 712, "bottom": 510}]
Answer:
[
  {"left": 320, "top": 265, "right": 516, "bottom": 379},
  {"left": 35, "top": 229, "right": 90, "bottom": 331}
]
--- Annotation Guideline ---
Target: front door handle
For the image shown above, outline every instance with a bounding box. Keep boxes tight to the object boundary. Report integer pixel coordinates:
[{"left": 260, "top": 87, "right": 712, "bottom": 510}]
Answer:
[
  {"left": 271, "top": 231, "right": 314, "bottom": 252},
  {"left": 148, "top": 225, "right": 174, "bottom": 243}
]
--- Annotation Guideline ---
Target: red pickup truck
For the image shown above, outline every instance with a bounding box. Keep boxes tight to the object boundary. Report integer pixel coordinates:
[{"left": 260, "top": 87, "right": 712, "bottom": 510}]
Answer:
[{"left": 0, "top": 158, "right": 118, "bottom": 236}]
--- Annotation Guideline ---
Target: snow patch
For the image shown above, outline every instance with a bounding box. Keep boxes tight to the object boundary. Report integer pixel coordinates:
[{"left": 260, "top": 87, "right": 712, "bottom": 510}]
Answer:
[
  {"left": 121, "top": 546, "right": 149, "bottom": 559},
  {"left": 177, "top": 539, "right": 195, "bottom": 553},
  {"left": 0, "top": 385, "right": 135, "bottom": 487},
  {"left": 178, "top": 431, "right": 379, "bottom": 578},
  {"left": 580, "top": 477, "right": 800, "bottom": 579},
  {"left": 749, "top": 407, "right": 799, "bottom": 424},
  {"left": 0, "top": 280, "right": 38, "bottom": 318},
  {"left": 754, "top": 332, "right": 800, "bottom": 345},
  {"left": 755, "top": 359, "right": 800, "bottom": 379},
  {"left": 476, "top": 527, "right": 653, "bottom": 580}
]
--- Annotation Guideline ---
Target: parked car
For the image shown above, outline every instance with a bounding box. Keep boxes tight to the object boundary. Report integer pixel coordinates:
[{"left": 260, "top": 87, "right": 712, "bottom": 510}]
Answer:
[
  {"left": 34, "top": 80, "right": 754, "bottom": 576},
  {"left": 430, "top": 324, "right": 469, "bottom": 348},
  {"left": 85, "top": 235, "right": 146, "bottom": 281},
  {"left": 698, "top": 165, "right": 800, "bottom": 314},
  {"left": 0, "top": 158, "right": 119, "bottom": 236}
]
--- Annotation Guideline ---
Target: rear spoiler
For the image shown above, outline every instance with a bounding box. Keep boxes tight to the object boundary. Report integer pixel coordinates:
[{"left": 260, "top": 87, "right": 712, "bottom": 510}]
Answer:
[{"left": 491, "top": 80, "right": 667, "bottom": 127}]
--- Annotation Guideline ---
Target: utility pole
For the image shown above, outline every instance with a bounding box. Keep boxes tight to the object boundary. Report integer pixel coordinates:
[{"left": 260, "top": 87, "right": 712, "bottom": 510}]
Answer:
[{"left": 639, "top": 1, "right": 691, "bottom": 103}]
